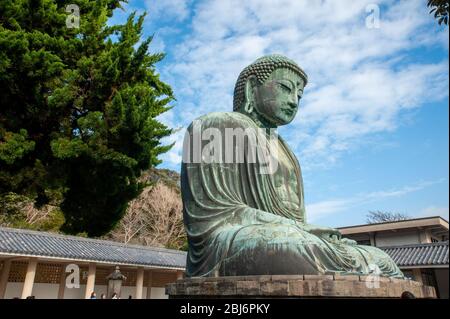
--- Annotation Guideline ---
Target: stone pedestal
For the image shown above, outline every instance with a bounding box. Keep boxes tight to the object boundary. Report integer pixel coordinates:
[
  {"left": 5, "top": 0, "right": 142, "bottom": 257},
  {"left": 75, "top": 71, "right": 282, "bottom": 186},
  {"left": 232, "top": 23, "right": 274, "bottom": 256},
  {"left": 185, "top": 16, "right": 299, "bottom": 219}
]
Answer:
[{"left": 166, "top": 274, "right": 436, "bottom": 298}]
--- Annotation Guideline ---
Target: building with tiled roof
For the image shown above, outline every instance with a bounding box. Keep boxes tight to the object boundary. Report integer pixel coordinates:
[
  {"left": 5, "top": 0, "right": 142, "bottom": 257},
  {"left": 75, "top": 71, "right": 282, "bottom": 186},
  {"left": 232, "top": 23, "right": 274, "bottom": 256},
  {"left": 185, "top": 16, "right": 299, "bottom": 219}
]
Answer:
[
  {"left": 0, "top": 226, "right": 186, "bottom": 299},
  {"left": 382, "top": 241, "right": 448, "bottom": 268},
  {"left": 0, "top": 226, "right": 186, "bottom": 270},
  {"left": 339, "top": 216, "right": 449, "bottom": 299},
  {"left": 1, "top": 216, "right": 448, "bottom": 299}
]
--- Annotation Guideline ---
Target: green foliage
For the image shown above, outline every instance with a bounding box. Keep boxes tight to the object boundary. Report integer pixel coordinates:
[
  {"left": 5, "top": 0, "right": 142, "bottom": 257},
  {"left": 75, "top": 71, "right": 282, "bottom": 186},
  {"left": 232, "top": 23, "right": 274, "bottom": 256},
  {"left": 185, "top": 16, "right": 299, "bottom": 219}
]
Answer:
[
  {"left": 428, "top": 0, "right": 449, "bottom": 25},
  {"left": 0, "top": 0, "right": 174, "bottom": 236},
  {"left": 177, "top": 238, "right": 189, "bottom": 252},
  {"left": 139, "top": 167, "right": 180, "bottom": 191},
  {"left": 0, "top": 192, "right": 65, "bottom": 232},
  {"left": 166, "top": 238, "right": 188, "bottom": 251},
  {"left": 0, "top": 129, "right": 35, "bottom": 164},
  {"left": 36, "top": 208, "right": 65, "bottom": 231},
  {"left": 0, "top": 192, "right": 30, "bottom": 222}
]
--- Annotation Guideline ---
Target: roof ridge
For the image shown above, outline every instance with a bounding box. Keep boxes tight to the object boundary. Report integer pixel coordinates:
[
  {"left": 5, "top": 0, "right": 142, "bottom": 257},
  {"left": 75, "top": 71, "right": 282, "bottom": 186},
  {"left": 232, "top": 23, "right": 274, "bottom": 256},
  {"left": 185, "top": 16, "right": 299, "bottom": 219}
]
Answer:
[
  {"left": 382, "top": 241, "right": 448, "bottom": 267},
  {"left": 380, "top": 241, "right": 449, "bottom": 250},
  {"left": 0, "top": 226, "right": 186, "bottom": 256},
  {"left": 337, "top": 215, "right": 449, "bottom": 229}
]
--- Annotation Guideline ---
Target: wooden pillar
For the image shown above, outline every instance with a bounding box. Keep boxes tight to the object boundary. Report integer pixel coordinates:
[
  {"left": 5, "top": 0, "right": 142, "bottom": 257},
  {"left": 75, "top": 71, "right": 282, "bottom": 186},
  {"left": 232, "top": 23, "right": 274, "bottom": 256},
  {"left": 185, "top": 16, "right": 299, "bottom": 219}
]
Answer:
[
  {"left": 419, "top": 229, "right": 432, "bottom": 244},
  {"left": 135, "top": 267, "right": 144, "bottom": 299},
  {"left": 0, "top": 259, "right": 12, "bottom": 299},
  {"left": 176, "top": 270, "right": 184, "bottom": 280},
  {"left": 21, "top": 258, "right": 38, "bottom": 299},
  {"left": 369, "top": 233, "right": 376, "bottom": 246},
  {"left": 412, "top": 268, "right": 423, "bottom": 283},
  {"left": 84, "top": 263, "right": 96, "bottom": 299},
  {"left": 146, "top": 270, "right": 153, "bottom": 299},
  {"left": 57, "top": 264, "right": 66, "bottom": 299}
]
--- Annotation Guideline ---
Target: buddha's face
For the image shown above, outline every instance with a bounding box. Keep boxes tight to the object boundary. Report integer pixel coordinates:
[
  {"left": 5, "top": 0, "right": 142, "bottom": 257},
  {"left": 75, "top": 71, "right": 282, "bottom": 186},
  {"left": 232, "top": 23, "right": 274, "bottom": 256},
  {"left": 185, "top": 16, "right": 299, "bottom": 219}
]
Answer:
[{"left": 251, "top": 68, "right": 305, "bottom": 126}]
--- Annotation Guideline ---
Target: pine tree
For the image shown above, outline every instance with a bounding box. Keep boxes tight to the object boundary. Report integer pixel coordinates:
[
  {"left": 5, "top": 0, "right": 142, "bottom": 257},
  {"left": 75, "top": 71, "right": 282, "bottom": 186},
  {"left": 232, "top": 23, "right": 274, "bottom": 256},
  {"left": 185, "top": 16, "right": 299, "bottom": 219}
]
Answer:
[{"left": 0, "top": 0, "right": 174, "bottom": 236}]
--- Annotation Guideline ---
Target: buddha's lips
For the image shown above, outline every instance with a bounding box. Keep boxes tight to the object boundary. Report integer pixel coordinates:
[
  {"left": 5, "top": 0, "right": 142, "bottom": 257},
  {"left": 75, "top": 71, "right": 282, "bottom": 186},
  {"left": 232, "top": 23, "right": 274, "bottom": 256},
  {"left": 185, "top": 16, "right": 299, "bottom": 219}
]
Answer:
[{"left": 283, "top": 108, "right": 295, "bottom": 116}]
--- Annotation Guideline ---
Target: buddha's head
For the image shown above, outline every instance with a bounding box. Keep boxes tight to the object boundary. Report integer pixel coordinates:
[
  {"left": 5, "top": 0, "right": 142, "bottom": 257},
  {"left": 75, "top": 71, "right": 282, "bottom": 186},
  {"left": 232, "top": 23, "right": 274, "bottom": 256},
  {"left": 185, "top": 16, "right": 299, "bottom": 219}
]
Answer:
[{"left": 233, "top": 54, "right": 308, "bottom": 127}]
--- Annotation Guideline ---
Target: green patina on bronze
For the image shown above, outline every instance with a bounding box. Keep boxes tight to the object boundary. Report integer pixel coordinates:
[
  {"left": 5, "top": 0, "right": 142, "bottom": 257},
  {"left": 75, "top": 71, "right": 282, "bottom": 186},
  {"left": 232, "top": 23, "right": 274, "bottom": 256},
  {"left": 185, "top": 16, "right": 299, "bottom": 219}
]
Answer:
[{"left": 181, "top": 54, "right": 404, "bottom": 278}]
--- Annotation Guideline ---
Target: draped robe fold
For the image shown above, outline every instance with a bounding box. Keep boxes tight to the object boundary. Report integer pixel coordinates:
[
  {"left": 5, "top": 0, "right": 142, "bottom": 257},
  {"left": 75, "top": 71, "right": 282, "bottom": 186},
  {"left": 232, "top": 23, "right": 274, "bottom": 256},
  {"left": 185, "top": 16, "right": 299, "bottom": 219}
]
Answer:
[{"left": 181, "top": 112, "right": 403, "bottom": 278}]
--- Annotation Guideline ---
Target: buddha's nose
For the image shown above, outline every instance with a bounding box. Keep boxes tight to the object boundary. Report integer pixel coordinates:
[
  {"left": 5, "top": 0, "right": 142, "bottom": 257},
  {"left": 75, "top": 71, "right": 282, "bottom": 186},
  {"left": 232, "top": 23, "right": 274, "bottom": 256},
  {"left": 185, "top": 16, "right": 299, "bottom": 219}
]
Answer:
[{"left": 287, "top": 95, "right": 297, "bottom": 109}]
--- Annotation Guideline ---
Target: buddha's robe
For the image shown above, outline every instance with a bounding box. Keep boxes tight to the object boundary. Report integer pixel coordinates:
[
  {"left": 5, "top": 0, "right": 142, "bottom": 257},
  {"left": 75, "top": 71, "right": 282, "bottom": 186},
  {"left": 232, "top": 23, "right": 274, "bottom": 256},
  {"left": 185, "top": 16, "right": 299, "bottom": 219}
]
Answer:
[{"left": 181, "top": 111, "right": 403, "bottom": 278}]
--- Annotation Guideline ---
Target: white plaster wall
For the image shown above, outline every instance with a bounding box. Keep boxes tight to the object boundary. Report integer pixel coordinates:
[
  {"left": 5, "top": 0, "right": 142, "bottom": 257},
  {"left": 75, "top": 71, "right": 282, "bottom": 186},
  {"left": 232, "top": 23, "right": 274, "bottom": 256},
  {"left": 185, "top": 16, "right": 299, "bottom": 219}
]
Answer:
[
  {"left": 62, "top": 285, "right": 166, "bottom": 299},
  {"left": 4, "top": 283, "right": 58, "bottom": 299},
  {"left": 63, "top": 284, "right": 86, "bottom": 299},
  {"left": 112, "top": 287, "right": 168, "bottom": 299},
  {"left": 4, "top": 282, "right": 22, "bottom": 299},
  {"left": 4, "top": 283, "right": 167, "bottom": 299},
  {"left": 150, "top": 287, "right": 168, "bottom": 299},
  {"left": 32, "top": 283, "right": 59, "bottom": 299},
  {"left": 344, "top": 234, "right": 371, "bottom": 242},
  {"left": 93, "top": 284, "right": 108, "bottom": 298},
  {"left": 119, "top": 287, "right": 167, "bottom": 299},
  {"left": 375, "top": 231, "right": 420, "bottom": 247},
  {"left": 60, "top": 284, "right": 133, "bottom": 299},
  {"left": 121, "top": 286, "right": 135, "bottom": 299},
  {"left": 64, "top": 284, "right": 108, "bottom": 299}
]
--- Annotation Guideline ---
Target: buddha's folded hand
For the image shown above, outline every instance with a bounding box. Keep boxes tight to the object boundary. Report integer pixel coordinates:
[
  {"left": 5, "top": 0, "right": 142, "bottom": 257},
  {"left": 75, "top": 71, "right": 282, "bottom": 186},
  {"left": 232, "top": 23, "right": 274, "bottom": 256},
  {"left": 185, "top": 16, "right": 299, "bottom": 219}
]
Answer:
[
  {"left": 339, "top": 238, "right": 357, "bottom": 245},
  {"left": 303, "top": 224, "right": 342, "bottom": 242}
]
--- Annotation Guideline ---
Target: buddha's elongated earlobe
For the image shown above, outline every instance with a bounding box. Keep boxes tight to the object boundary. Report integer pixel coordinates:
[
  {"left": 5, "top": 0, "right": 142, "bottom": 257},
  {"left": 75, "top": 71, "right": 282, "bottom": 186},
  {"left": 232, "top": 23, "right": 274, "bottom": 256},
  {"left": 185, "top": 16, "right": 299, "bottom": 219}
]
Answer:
[
  {"left": 244, "top": 100, "right": 253, "bottom": 114},
  {"left": 244, "top": 76, "right": 256, "bottom": 114}
]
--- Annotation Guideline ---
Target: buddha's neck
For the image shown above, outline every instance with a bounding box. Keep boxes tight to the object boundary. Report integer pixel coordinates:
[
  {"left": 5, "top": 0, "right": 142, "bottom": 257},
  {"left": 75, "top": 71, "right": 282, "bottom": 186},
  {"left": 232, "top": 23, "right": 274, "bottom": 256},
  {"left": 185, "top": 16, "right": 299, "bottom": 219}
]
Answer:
[{"left": 244, "top": 111, "right": 278, "bottom": 130}]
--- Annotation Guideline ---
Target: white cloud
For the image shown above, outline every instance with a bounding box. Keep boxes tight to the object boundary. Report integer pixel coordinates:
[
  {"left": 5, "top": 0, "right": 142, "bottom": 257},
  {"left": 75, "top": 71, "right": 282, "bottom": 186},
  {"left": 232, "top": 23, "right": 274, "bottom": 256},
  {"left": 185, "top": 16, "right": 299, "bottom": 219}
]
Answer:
[
  {"left": 419, "top": 206, "right": 449, "bottom": 220},
  {"left": 306, "top": 179, "right": 445, "bottom": 222},
  {"left": 364, "top": 179, "right": 445, "bottom": 199},
  {"left": 154, "top": 0, "right": 448, "bottom": 170},
  {"left": 145, "top": 0, "right": 191, "bottom": 22},
  {"left": 306, "top": 199, "right": 354, "bottom": 222}
]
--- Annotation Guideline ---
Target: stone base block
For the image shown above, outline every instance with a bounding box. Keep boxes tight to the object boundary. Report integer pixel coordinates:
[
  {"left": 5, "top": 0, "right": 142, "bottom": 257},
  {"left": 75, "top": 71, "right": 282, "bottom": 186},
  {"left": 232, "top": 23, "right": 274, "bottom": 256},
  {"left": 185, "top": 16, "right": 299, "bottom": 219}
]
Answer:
[{"left": 166, "top": 275, "right": 436, "bottom": 298}]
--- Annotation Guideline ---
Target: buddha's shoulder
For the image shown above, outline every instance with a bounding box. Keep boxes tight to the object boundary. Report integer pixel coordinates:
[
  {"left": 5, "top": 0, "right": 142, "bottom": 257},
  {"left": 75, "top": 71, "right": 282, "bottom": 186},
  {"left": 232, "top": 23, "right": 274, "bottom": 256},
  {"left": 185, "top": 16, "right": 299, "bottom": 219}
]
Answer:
[{"left": 188, "top": 112, "right": 256, "bottom": 129}]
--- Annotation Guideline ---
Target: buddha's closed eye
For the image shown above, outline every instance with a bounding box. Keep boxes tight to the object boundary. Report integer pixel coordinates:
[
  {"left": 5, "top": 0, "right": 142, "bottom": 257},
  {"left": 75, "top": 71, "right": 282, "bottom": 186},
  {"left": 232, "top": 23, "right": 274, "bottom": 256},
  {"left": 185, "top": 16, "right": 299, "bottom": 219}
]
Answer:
[{"left": 276, "top": 81, "right": 292, "bottom": 93}]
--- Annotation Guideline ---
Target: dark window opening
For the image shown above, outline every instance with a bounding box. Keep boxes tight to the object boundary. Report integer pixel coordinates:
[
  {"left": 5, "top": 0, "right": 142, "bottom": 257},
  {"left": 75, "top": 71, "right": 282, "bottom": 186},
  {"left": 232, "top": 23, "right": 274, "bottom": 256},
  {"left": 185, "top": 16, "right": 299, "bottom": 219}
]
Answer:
[
  {"left": 356, "top": 239, "right": 371, "bottom": 246},
  {"left": 421, "top": 269, "right": 439, "bottom": 298},
  {"left": 402, "top": 270, "right": 414, "bottom": 280}
]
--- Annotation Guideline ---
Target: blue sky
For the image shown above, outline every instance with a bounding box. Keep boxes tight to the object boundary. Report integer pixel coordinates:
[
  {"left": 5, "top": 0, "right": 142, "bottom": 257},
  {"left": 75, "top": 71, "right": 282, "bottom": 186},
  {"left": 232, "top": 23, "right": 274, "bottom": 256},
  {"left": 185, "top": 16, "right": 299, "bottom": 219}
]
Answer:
[{"left": 110, "top": 0, "right": 449, "bottom": 227}]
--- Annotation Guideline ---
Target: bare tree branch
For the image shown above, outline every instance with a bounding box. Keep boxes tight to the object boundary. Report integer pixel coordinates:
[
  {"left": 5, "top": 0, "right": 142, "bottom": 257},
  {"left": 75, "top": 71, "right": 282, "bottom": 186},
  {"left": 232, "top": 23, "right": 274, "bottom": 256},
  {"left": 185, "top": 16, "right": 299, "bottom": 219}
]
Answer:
[
  {"left": 366, "top": 210, "right": 410, "bottom": 224},
  {"left": 108, "top": 182, "right": 186, "bottom": 249}
]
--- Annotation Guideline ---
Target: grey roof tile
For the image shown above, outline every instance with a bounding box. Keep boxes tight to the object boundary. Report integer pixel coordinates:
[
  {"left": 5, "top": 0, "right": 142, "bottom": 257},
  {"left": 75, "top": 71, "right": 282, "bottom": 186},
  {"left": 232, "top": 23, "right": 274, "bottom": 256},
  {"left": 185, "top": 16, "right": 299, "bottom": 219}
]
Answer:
[
  {"left": 0, "top": 227, "right": 186, "bottom": 269},
  {"left": 381, "top": 241, "right": 449, "bottom": 267}
]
